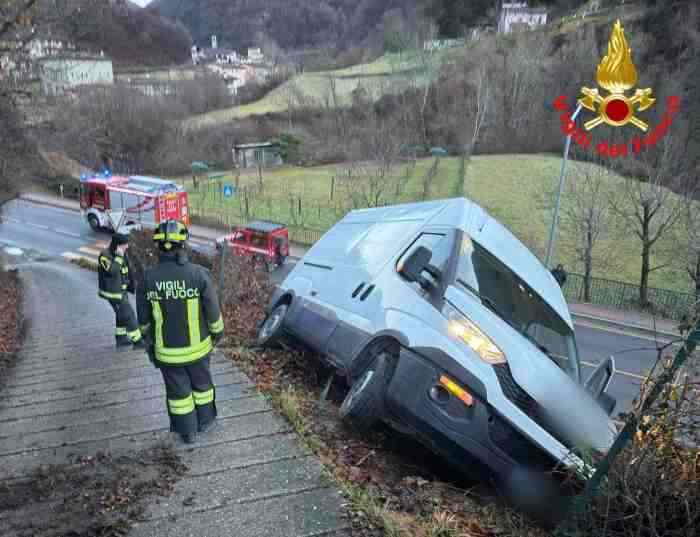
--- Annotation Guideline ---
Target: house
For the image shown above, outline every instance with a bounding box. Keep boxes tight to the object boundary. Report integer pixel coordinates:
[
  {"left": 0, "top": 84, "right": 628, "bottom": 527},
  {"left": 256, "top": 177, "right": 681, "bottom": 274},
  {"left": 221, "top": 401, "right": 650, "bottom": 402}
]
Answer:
[
  {"left": 38, "top": 54, "right": 114, "bottom": 97},
  {"left": 498, "top": 2, "right": 548, "bottom": 33},
  {"left": 232, "top": 142, "right": 283, "bottom": 169}
]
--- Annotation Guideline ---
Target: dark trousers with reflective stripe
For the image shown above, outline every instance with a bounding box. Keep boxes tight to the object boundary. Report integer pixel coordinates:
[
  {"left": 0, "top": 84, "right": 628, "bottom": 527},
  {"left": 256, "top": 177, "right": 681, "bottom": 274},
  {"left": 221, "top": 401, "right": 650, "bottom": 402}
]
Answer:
[
  {"left": 109, "top": 295, "right": 141, "bottom": 342},
  {"left": 160, "top": 355, "right": 216, "bottom": 436}
]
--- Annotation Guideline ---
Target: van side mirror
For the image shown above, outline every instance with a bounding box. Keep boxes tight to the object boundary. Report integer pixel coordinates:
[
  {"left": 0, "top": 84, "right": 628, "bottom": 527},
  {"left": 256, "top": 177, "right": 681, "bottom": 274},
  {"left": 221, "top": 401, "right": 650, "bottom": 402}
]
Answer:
[
  {"left": 584, "top": 355, "right": 616, "bottom": 415},
  {"left": 399, "top": 246, "right": 441, "bottom": 290}
]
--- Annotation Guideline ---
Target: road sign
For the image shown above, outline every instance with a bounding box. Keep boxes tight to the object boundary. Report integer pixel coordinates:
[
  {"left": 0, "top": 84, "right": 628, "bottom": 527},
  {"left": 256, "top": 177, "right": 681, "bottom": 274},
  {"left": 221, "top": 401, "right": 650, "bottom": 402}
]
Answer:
[{"left": 223, "top": 184, "right": 235, "bottom": 198}]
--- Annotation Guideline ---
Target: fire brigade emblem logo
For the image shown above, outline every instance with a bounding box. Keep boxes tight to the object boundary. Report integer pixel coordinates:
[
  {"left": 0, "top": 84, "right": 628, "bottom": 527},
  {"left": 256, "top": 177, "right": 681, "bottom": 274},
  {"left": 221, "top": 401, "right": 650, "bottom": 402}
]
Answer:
[{"left": 578, "top": 19, "right": 655, "bottom": 131}]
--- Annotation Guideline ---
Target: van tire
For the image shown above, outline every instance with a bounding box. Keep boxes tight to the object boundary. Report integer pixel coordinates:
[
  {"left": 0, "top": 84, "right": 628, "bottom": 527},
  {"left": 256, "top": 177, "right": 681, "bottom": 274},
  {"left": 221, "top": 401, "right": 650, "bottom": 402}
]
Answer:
[
  {"left": 256, "top": 304, "right": 288, "bottom": 347},
  {"left": 340, "top": 353, "right": 387, "bottom": 431},
  {"left": 88, "top": 214, "right": 100, "bottom": 231}
]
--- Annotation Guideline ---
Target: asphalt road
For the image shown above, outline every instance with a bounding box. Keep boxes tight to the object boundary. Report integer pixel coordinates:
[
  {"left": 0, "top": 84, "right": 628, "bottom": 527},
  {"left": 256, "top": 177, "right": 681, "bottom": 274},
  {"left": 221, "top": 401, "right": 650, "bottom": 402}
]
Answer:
[{"left": 0, "top": 199, "right": 670, "bottom": 416}]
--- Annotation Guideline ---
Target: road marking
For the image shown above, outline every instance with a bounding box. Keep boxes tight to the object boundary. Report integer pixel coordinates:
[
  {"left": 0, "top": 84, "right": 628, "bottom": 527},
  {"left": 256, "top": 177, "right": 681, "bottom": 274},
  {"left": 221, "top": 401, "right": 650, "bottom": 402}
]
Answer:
[
  {"left": 55, "top": 228, "right": 81, "bottom": 238},
  {"left": 3, "top": 217, "right": 22, "bottom": 224},
  {"left": 62, "top": 252, "right": 97, "bottom": 262},
  {"left": 25, "top": 222, "right": 50, "bottom": 231},
  {"left": 581, "top": 360, "right": 647, "bottom": 381}
]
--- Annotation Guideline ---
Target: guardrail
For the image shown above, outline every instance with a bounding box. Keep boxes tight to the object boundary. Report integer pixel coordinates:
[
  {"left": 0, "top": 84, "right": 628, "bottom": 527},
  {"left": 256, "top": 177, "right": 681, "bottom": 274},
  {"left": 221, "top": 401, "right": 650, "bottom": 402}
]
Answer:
[{"left": 562, "top": 272, "right": 696, "bottom": 322}]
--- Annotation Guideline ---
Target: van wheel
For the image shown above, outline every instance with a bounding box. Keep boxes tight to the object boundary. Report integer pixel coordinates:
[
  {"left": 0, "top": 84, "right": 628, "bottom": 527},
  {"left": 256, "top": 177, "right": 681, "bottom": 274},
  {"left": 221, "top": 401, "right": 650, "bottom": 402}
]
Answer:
[
  {"left": 88, "top": 214, "right": 100, "bottom": 231},
  {"left": 340, "top": 353, "right": 387, "bottom": 431},
  {"left": 256, "top": 304, "right": 287, "bottom": 347}
]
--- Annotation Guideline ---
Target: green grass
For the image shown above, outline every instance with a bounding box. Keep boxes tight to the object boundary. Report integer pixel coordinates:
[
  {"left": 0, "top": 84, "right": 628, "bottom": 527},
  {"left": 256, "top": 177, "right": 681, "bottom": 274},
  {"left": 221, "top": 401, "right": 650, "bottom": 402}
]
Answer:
[
  {"left": 183, "top": 154, "right": 694, "bottom": 294},
  {"left": 182, "top": 49, "right": 458, "bottom": 129}
]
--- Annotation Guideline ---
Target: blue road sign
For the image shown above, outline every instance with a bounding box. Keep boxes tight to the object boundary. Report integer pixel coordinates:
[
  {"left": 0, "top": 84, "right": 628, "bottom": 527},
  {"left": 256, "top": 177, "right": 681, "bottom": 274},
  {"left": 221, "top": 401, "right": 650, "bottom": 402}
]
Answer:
[{"left": 223, "top": 184, "right": 234, "bottom": 198}]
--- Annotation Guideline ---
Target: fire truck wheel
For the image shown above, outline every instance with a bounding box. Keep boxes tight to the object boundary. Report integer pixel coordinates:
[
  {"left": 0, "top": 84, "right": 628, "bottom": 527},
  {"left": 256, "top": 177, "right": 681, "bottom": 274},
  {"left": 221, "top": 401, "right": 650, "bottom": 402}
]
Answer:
[
  {"left": 256, "top": 304, "right": 288, "bottom": 348},
  {"left": 88, "top": 214, "right": 100, "bottom": 231}
]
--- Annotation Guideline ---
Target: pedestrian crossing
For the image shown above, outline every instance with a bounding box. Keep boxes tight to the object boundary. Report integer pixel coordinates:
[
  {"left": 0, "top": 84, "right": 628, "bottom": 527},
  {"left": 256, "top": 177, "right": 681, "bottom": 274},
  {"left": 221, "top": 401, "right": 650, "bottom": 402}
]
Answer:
[{"left": 61, "top": 237, "right": 215, "bottom": 266}]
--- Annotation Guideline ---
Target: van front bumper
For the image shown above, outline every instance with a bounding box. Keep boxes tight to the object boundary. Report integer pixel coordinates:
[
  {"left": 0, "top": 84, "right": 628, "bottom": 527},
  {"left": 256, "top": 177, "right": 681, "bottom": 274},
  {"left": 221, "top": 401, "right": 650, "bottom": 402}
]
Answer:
[{"left": 384, "top": 348, "right": 557, "bottom": 479}]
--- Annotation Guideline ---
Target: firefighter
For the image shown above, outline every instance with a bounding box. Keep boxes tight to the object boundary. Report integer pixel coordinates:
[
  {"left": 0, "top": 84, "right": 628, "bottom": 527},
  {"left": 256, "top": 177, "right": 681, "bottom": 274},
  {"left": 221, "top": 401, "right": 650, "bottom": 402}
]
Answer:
[
  {"left": 98, "top": 233, "right": 144, "bottom": 349},
  {"left": 137, "top": 220, "right": 224, "bottom": 444}
]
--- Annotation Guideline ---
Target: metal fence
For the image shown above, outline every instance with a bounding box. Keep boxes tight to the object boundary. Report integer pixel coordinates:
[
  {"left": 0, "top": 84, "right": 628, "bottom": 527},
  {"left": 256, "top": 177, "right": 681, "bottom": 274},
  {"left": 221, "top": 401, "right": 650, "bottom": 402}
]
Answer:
[{"left": 562, "top": 272, "right": 697, "bottom": 321}]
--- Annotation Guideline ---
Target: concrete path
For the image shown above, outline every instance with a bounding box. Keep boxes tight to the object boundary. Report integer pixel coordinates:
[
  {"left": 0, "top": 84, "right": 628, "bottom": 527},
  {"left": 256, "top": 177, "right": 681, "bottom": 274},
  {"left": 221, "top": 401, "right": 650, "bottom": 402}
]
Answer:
[{"left": 0, "top": 260, "right": 349, "bottom": 537}]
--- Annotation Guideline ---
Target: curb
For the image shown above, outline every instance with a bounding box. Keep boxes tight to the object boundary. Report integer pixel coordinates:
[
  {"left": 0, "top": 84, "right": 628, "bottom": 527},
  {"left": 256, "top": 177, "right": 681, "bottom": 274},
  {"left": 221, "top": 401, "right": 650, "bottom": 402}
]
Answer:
[{"left": 571, "top": 311, "right": 680, "bottom": 341}]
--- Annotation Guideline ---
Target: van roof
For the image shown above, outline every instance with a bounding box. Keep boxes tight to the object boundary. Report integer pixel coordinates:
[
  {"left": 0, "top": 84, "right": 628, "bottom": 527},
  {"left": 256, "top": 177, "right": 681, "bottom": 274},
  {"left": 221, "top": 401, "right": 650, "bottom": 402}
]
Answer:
[{"left": 343, "top": 198, "right": 573, "bottom": 328}]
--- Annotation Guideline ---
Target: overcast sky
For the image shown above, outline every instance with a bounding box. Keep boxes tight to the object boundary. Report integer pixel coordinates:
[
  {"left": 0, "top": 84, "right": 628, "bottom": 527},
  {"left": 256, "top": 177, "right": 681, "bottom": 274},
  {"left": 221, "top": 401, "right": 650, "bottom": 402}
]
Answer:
[{"left": 131, "top": 0, "right": 152, "bottom": 7}]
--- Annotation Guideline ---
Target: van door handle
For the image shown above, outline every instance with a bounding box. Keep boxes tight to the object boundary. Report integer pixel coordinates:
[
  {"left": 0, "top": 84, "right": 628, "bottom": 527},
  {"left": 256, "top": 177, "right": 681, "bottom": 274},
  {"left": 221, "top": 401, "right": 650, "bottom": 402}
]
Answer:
[
  {"left": 360, "top": 285, "right": 375, "bottom": 301},
  {"left": 351, "top": 283, "right": 365, "bottom": 298}
]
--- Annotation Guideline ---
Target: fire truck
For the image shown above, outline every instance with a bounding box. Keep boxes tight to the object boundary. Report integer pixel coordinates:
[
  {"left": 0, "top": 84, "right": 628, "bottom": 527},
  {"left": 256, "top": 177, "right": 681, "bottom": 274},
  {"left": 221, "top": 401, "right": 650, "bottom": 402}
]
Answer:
[{"left": 79, "top": 174, "right": 190, "bottom": 233}]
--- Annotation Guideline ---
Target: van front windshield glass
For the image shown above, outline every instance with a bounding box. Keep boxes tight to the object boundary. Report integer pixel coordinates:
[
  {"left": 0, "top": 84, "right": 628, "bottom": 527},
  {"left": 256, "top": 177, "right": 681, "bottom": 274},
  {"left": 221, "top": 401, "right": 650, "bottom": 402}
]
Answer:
[{"left": 454, "top": 235, "right": 579, "bottom": 380}]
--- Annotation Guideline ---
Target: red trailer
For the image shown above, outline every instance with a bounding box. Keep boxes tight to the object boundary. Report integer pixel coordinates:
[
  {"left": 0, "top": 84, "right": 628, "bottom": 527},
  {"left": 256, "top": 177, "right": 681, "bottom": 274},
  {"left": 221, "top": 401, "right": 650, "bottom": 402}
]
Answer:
[
  {"left": 216, "top": 220, "right": 290, "bottom": 270},
  {"left": 79, "top": 174, "right": 190, "bottom": 232}
]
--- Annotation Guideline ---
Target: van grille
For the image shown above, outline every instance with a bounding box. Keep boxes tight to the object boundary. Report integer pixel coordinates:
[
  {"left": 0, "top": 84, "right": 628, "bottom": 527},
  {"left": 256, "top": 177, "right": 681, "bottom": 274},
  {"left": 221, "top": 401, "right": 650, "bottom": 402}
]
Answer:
[{"left": 492, "top": 363, "right": 573, "bottom": 451}]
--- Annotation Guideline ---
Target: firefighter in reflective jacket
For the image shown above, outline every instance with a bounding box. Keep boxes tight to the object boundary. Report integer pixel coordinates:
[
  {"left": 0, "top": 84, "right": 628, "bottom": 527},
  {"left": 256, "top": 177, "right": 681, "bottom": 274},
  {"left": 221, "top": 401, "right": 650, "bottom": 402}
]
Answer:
[
  {"left": 137, "top": 220, "right": 224, "bottom": 444},
  {"left": 98, "top": 233, "right": 144, "bottom": 349}
]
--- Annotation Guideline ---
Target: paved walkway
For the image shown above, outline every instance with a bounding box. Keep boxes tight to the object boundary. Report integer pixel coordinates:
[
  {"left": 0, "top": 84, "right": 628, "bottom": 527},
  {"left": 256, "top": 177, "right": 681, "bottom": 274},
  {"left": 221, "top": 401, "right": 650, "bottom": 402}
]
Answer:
[{"left": 0, "top": 260, "right": 349, "bottom": 536}]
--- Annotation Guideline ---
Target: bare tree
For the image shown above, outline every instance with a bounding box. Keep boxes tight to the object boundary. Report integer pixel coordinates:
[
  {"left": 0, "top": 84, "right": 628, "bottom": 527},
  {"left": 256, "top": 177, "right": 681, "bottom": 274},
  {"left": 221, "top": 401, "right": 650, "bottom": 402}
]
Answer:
[
  {"left": 420, "top": 156, "right": 440, "bottom": 201},
  {"left": 683, "top": 195, "right": 700, "bottom": 306},
  {"left": 610, "top": 136, "right": 689, "bottom": 306},
  {"left": 561, "top": 161, "right": 615, "bottom": 302}
]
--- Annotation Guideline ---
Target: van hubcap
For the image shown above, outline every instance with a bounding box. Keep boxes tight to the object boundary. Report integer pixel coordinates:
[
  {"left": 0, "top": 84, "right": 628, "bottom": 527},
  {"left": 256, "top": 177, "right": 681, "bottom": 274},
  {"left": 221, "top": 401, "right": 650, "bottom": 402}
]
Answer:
[
  {"left": 344, "top": 369, "right": 374, "bottom": 410},
  {"left": 260, "top": 310, "right": 283, "bottom": 339}
]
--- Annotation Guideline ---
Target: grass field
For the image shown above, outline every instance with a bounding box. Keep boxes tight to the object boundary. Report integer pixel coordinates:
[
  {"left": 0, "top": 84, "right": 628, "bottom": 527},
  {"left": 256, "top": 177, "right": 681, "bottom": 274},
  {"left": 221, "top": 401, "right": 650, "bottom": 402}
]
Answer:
[
  {"left": 183, "top": 153, "right": 694, "bottom": 294},
  {"left": 182, "top": 49, "right": 460, "bottom": 130}
]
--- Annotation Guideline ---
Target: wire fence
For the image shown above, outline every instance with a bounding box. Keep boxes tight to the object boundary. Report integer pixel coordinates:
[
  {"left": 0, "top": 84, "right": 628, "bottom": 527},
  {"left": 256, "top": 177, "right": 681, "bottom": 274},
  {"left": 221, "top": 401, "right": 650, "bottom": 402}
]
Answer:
[{"left": 562, "top": 272, "right": 697, "bottom": 322}]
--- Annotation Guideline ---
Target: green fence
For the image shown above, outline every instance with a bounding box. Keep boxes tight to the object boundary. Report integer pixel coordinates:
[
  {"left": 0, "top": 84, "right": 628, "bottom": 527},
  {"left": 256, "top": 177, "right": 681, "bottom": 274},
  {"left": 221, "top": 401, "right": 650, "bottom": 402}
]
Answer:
[{"left": 562, "top": 272, "right": 696, "bottom": 321}]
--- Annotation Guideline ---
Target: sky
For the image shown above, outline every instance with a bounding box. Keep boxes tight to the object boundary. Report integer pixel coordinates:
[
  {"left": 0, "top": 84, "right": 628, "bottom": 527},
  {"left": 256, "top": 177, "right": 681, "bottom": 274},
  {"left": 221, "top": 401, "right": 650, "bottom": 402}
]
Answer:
[{"left": 131, "top": 0, "right": 152, "bottom": 7}]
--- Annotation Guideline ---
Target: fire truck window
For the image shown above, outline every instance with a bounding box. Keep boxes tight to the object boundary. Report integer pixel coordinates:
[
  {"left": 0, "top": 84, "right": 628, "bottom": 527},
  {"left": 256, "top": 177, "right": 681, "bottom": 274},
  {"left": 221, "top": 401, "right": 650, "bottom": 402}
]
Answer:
[{"left": 232, "top": 231, "right": 244, "bottom": 242}]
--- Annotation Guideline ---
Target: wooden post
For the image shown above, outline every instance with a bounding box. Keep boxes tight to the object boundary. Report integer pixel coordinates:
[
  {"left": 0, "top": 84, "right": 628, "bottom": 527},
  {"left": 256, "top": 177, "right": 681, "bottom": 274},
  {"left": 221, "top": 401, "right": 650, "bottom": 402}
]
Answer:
[
  {"left": 298, "top": 197, "right": 302, "bottom": 216},
  {"left": 330, "top": 176, "right": 335, "bottom": 200}
]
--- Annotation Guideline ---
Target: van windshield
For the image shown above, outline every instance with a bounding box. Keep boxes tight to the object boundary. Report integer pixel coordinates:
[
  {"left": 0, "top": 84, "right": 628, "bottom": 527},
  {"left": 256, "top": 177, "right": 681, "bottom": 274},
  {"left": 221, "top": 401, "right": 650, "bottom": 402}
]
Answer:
[{"left": 454, "top": 235, "right": 580, "bottom": 381}]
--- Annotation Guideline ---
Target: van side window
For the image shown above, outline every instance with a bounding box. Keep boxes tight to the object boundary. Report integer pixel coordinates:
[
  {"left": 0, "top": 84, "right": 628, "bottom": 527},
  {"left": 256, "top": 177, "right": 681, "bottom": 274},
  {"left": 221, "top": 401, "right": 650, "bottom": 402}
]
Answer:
[{"left": 397, "top": 232, "right": 451, "bottom": 289}]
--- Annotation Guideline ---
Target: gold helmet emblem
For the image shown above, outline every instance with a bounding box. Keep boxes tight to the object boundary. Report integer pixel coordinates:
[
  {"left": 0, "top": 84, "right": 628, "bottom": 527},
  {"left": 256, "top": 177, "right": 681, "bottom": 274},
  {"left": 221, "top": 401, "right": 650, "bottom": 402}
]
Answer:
[{"left": 578, "top": 20, "right": 655, "bottom": 131}]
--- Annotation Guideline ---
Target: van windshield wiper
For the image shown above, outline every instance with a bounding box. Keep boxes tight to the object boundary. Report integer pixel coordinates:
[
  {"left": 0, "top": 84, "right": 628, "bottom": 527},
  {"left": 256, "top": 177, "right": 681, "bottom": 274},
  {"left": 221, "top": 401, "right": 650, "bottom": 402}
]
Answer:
[{"left": 456, "top": 278, "right": 521, "bottom": 332}]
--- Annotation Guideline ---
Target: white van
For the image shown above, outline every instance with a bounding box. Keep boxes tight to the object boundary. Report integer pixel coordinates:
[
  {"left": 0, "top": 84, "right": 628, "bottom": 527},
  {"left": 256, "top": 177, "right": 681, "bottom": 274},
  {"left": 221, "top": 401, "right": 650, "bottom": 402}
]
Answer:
[{"left": 257, "top": 198, "right": 617, "bottom": 481}]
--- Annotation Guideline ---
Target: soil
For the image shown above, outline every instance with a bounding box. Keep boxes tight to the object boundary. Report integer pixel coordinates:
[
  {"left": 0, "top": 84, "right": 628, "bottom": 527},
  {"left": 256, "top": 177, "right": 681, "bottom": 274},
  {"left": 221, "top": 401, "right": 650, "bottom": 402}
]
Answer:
[
  {"left": 0, "top": 444, "right": 187, "bottom": 537},
  {"left": 0, "top": 265, "right": 24, "bottom": 393}
]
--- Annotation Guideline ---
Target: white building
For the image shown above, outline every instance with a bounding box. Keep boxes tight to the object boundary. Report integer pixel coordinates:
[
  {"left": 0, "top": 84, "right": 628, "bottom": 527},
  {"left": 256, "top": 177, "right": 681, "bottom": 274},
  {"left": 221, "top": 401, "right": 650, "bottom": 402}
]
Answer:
[
  {"left": 498, "top": 2, "right": 548, "bottom": 33},
  {"left": 245, "top": 47, "right": 264, "bottom": 63},
  {"left": 39, "top": 55, "right": 114, "bottom": 97}
]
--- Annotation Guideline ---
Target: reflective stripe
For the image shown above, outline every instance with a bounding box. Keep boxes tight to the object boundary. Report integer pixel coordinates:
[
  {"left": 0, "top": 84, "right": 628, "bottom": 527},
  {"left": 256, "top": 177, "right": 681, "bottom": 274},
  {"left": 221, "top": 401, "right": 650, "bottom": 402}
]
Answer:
[
  {"left": 187, "top": 298, "right": 201, "bottom": 346},
  {"left": 114, "top": 256, "right": 124, "bottom": 265},
  {"left": 121, "top": 284, "right": 128, "bottom": 290},
  {"left": 154, "top": 232, "right": 187, "bottom": 242},
  {"left": 156, "top": 336, "right": 213, "bottom": 364},
  {"left": 140, "top": 323, "right": 151, "bottom": 333},
  {"left": 128, "top": 328, "right": 142, "bottom": 342},
  {"left": 115, "top": 326, "right": 127, "bottom": 336},
  {"left": 99, "top": 290, "right": 123, "bottom": 300},
  {"left": 193, "top": 388, "right": 214, "bottom": 406},
  {"left": 209, "top": 316, "right": 224, "bottom": 334},
  {"left": 152, "top": 301, "right": 164, "bottom": 351},
  {"left": 168, "top": 395, "right": 195, "bottom": 415}
]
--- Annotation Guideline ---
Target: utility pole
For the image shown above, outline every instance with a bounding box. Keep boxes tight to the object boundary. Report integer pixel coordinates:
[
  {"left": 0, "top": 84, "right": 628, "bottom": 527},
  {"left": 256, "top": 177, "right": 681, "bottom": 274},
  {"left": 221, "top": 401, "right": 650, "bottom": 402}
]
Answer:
[{"left": 544, "top": 103, "right": 583, "bottom": 269}]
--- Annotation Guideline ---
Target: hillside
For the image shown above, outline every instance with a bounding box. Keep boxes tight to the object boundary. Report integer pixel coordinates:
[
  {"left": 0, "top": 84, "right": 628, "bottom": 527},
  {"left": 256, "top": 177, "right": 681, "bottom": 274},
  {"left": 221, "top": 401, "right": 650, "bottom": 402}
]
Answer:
[
  {"left": 149, "top": 0, "right": 419, "bottom": 53},
  {"left": 60, "top": 1, "right": 191, "bottom": 67}
]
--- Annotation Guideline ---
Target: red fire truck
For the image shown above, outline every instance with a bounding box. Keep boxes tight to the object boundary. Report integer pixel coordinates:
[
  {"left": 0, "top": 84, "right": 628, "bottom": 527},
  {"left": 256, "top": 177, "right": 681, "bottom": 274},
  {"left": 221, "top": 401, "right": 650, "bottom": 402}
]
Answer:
[{"left": 79, "top": 174, "right": 190, "bottom": 233}]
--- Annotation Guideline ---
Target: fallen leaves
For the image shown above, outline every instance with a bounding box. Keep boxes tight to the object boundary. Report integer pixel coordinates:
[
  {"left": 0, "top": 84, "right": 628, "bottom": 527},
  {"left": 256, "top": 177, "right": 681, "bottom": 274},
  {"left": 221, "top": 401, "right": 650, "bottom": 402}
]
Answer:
[{"left": 0, "top": 266, "right": 23, "bottom": 390}]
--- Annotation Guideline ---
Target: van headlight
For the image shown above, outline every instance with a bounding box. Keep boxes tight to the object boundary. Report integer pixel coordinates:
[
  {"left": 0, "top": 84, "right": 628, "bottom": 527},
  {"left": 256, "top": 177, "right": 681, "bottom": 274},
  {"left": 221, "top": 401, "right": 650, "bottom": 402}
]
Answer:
[{"left": 443, "top": 302, "right": 507, "bottom": 365}]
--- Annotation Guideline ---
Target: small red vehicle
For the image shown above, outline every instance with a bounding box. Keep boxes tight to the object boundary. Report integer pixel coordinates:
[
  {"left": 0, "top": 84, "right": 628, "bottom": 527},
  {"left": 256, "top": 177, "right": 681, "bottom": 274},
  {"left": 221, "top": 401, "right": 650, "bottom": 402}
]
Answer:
[{"left": 216, "top": 220, "right": 290, "bottom": 270}]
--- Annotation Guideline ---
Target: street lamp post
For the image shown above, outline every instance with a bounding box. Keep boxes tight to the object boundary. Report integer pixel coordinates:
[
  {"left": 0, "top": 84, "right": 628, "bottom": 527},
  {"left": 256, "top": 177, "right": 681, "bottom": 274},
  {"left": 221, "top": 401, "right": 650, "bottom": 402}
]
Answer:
[{"left": 544, "top": 103, "right": 583, "bottom": 269}]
